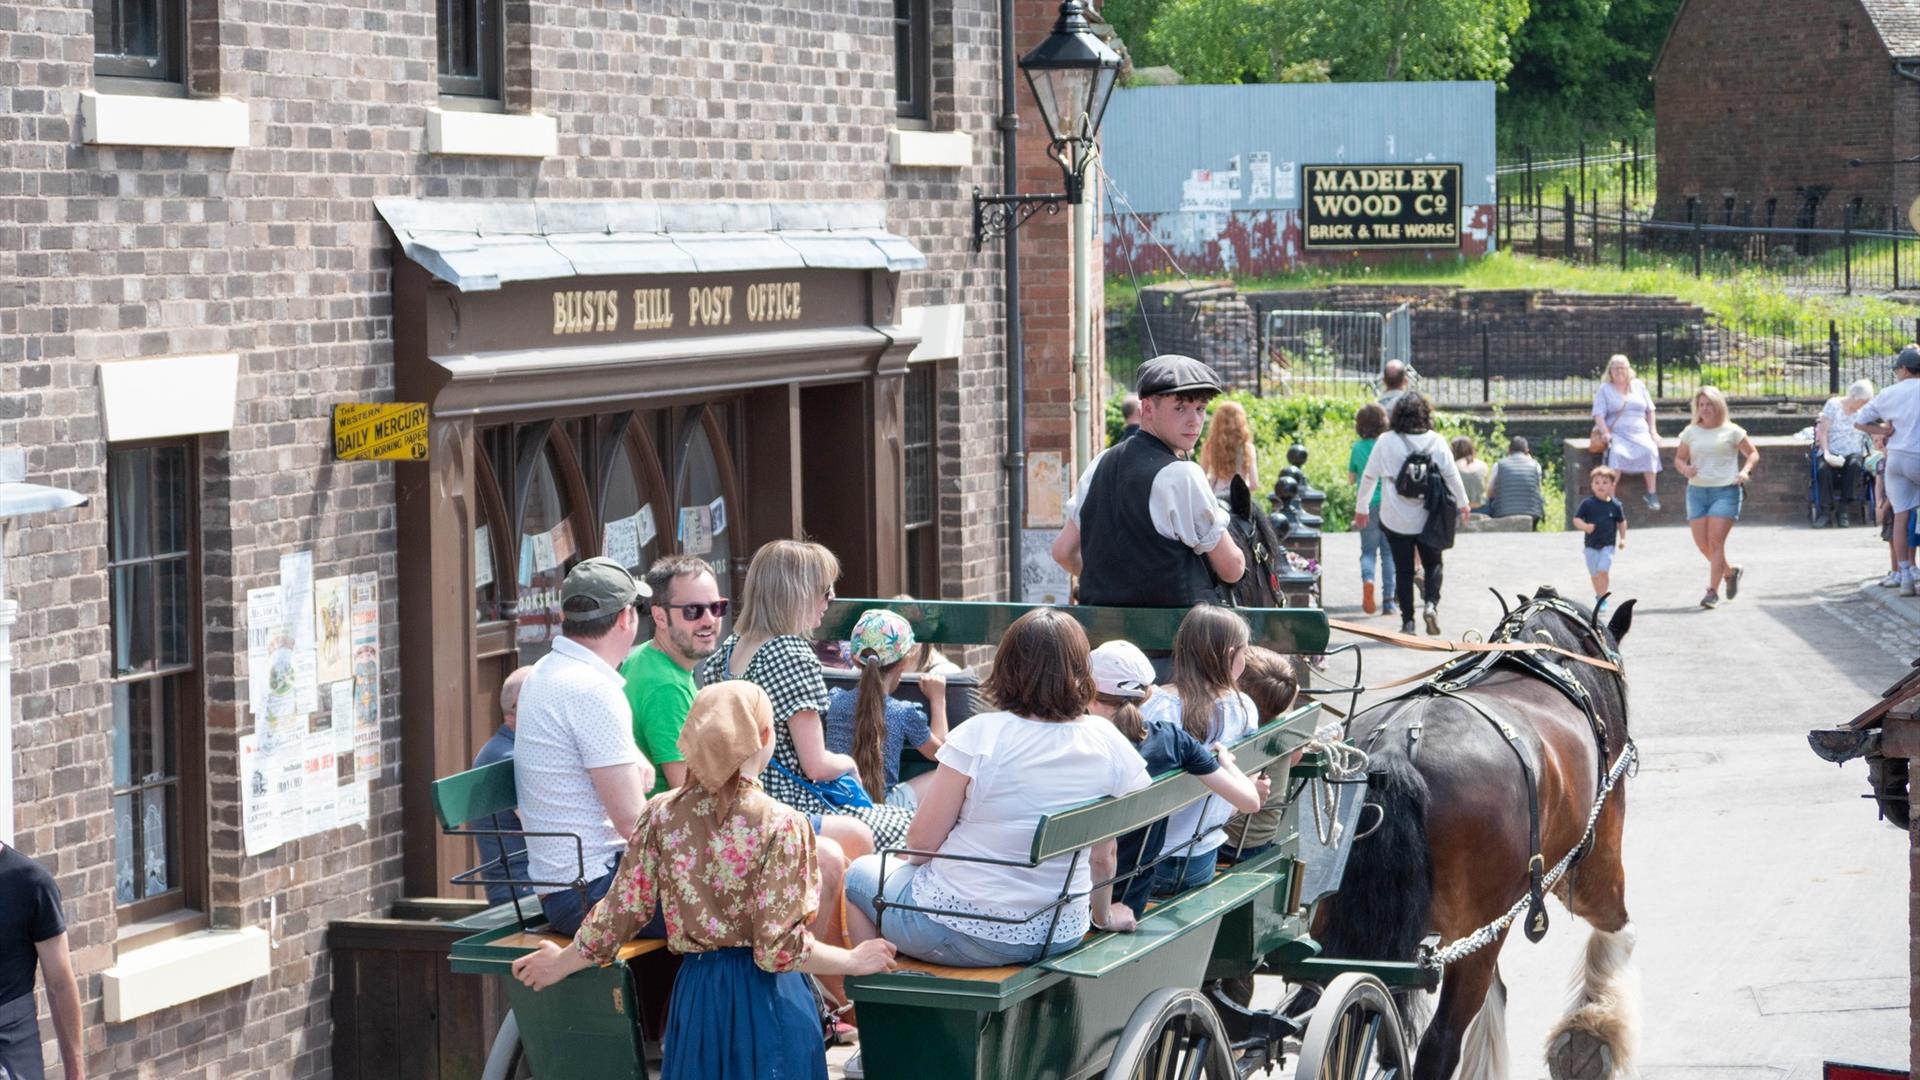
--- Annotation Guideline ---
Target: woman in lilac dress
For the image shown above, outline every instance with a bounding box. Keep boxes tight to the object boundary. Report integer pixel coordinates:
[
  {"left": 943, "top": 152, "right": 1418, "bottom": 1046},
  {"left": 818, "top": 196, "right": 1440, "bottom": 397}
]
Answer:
[{"left": 1592, "top": 354, "right": 1663, "bottom": 510}]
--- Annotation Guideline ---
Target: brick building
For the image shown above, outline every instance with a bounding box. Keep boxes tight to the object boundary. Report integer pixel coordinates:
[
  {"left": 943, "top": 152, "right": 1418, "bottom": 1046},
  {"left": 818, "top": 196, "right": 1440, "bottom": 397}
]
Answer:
[
  {"left": 1654, "top": 0, "right": 1920, "bottom": 229},
  {"left": 0, "top": 0, "right": 1103, "bottom": 1075}
]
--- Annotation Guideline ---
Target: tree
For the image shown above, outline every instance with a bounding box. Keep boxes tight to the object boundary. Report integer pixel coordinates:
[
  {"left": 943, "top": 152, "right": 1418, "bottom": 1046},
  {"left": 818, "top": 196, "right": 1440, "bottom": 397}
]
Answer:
[
  {"left": 1500, "top": 0, "right": 1681, "bottom": 141},
  {"left": 1103, "top": 0, "right": 1175, "bottom": 71},
  {"left": 1143, "top": 0, "right": 1528, "bottom": 86}
]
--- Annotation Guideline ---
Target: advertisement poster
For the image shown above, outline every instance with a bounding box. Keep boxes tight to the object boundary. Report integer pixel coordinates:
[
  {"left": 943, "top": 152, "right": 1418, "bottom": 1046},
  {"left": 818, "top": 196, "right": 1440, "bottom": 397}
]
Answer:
[{"left": 314, "top": 575, "right": 351, "bottom": 685}]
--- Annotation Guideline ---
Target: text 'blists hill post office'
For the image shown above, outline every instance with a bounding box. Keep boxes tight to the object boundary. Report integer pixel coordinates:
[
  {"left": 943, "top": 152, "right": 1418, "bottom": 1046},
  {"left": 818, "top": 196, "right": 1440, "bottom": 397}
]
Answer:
[{"left": 0, "top": 1, "right": 1109, "bottom": 1076}]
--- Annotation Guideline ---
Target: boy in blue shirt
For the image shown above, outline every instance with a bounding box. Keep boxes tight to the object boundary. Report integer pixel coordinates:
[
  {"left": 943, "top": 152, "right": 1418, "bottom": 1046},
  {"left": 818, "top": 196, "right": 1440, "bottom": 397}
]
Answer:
[{"left": 1574, "top": 466, "right": 1628, "bottom": 619}]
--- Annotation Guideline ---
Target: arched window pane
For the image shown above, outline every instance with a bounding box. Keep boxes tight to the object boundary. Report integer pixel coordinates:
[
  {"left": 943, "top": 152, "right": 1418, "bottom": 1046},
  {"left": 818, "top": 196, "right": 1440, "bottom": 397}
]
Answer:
[
  {"left": 600, "top": 442, "right": 661, "bottom": 575},
  {"left": 516, "top": 443, "right": 580, "bottom": 666},
  {"left": 675, "top": 417, "right": 731, "bottom": 597}
]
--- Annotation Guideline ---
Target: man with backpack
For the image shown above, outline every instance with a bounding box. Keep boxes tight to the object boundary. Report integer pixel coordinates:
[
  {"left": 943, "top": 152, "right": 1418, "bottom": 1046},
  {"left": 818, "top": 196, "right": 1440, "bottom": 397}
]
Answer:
[
  {"left": 1052, "top": 355, "right": 1247, "bottom": 613},
  {"left": 1351, "top": 392, "right": 1472, "bottom": 637}
]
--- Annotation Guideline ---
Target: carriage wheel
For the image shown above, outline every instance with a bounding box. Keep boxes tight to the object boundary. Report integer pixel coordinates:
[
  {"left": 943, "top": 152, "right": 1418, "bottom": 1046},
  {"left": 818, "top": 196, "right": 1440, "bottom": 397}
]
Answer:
[
  {"left": 1294, "top": 974, "right": 1413, "bottom": 1080},
  {"left": 1105, "top": 987, "right": 1238, "bottom": 1079},
  {"left": 481, "top": 1010, "right": 535, "bottom": 1080}
]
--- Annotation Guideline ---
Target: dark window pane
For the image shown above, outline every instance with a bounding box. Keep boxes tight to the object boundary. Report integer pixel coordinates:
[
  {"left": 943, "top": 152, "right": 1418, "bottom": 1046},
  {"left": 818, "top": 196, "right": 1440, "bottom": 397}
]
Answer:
[
  {"left": 895, "top": 25, "right": 911, "bottom": 104},
  {"left": 159, "top": 675, "right": 182, "bottom": 780},
  {"left": 155, "top": 445, "right": 190, "bottom": 555},
  {"left": 120, "top": 0, "right": 159, "bottom": 62},
  {"left": 109, "top": 447, "right": 152, "bottom": 562},
  {"left": 112, "top": 564, "right": 155, "bottom": 676},
  {"left": 94, "top": 0, "right": 121, "bottom": 56},
  {"left": 158, "top": 556, "right": 191, "bottom": 666},
  {"left": 515, "top": 444, "right": 576, "bottom": 667},
  {"left": 114, "top": 794, "right": 136, "bottom": 904},
  {"left": 600, "top": 442, "right": 660, "bottom": 573}
]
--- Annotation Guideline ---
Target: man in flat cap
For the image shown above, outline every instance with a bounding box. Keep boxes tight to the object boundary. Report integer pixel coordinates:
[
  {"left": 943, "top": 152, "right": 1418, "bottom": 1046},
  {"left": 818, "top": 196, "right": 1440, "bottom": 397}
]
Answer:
[
  {"left": 512, "top": 557, "right": 658, "bottom": 935},
  {"left": 1052, "top": 354, "right": 1246, "bottom": 609}
]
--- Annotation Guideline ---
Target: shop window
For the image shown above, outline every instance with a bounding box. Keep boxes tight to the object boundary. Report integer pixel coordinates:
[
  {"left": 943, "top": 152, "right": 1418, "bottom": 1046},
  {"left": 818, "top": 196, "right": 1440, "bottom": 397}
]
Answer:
[
  {"left": 515, "top": 440, "right": 580, "bottom": 665},
  {"left": 903, "top": 367, "right": 942, "bottom": 599},
  {"left": 599, "top": 427, "right": 665, "bottom": 578},
  {"left": 893, "top": 0, "right": 932, "bottom": 125},
  {"left": 107, "top": 441, "right": 205, "bottom": 926},
  {"left": 674, "top": 411, "right": 735, "bottom": 603},
  {"left": 94, "top": 0, "right": 185, "bottom": 85},
  {"left": 437, "top": 0, "right": 501, "bottom": 101}
]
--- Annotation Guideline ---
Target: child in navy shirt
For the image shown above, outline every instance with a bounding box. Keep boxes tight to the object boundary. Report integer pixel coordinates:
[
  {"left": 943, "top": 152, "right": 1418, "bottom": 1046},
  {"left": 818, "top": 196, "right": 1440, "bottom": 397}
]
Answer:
[
  {"left": 1086, "top": 641, "right": 1268, "bottom": 922},
  {"left": 823, "top": 609, "right": 947, "bottom": 809},
  {"left": 1574, "top": 466, "right": 1628, "bottom": 618}
]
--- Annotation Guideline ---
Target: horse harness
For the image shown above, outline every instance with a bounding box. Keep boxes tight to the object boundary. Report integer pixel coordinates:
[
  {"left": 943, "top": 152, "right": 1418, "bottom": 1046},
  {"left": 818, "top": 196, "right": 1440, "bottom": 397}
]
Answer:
[{"left": 1359, "top": 594, "right": 1630, "bottom": 946}]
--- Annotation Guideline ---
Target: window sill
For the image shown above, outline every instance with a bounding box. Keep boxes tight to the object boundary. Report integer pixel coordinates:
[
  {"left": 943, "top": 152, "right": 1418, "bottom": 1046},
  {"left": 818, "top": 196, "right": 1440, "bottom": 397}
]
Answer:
[
  {"left": 102, "top": 926, "right": 271, "bottom": 1022},
  {"left": 427, "top": 107, "right": 558, "bottom": 159},
  {"left": 889, "top": 128, "right": 972, "bottom": 169},
  {"left": 80, "top": 91, "right": 250, "bottom": 149}
]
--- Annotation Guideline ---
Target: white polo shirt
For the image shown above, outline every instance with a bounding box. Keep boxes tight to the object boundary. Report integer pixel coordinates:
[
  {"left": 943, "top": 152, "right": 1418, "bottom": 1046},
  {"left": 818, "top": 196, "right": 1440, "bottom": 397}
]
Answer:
[{"left": 513, "top": 635, "right": 643, "bottom": 894}]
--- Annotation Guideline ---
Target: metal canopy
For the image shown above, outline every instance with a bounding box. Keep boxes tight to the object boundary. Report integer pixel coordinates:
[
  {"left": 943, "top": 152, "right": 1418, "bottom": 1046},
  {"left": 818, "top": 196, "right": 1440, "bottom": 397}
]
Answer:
[
  {"left": 375, "top": 198, "right": 929, "bottom": 292},
  {"left": 0, "top": 482, "right": 86, "bottom": 518}
]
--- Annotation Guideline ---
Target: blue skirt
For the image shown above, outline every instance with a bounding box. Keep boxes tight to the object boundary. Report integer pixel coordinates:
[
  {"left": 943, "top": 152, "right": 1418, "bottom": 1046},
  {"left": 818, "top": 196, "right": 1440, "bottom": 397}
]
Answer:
[{"left": 661, "top": 947, "right": 826, "bottom": 1080}]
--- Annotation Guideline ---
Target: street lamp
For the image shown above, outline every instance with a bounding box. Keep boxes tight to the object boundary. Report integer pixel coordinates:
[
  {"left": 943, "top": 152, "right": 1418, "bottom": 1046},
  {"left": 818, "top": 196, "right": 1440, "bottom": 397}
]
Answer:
[{"left": 970, "top": 0, "right": 1122, "bottom": 251}]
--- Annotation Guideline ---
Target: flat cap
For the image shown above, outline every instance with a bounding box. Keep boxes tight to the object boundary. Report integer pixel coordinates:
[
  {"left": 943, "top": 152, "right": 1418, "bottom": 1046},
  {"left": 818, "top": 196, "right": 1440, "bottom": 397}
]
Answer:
[{"left": 1135, "top": 354, "right": 1224, "bottom": 399}]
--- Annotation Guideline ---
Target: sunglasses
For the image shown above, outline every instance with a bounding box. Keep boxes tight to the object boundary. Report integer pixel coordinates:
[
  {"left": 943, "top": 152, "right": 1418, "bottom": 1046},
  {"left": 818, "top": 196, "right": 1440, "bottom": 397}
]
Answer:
[{"left": 665, "top": 600, "right": 730, "bottom": 620}]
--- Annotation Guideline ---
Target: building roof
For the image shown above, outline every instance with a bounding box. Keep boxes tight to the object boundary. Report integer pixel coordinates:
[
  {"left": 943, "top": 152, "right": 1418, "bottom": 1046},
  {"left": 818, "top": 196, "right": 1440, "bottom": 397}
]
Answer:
[
  {"left": 374, "top": 199, "right": 928, "bottom": 292},
  {"left": 1860, "top": 0, "right": 1920, "bottom": 58}
]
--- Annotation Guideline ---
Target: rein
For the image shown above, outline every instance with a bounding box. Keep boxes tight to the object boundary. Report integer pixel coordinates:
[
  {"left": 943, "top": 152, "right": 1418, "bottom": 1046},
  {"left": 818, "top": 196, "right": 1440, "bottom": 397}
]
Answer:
[{"left": 1326, "top": 616, "right": 1621, "bottom": 675}]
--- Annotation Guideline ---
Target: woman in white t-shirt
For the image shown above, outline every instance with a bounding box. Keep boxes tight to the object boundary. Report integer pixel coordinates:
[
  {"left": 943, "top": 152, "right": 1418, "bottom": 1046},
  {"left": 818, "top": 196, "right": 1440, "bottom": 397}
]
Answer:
[
  {"left": 842, "top": 609, "right": 1151, "bottom": 968},
  {"left": 1353, "top": 392, "right": 1472, "bottom": 637},
  {"left": 1675, "top": 386, "right": 1759, "bottom": 609},
  {"left": 1139, "top": 605, "right": 1258, "bottom": 897},
  {"left": 1854, "top": 347, "right": 1920, "bottom": 594}
]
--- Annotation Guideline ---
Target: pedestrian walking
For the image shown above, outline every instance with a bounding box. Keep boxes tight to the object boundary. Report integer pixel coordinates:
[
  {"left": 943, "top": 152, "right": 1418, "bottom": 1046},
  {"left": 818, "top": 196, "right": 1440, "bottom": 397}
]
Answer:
[
  {"left": 1856, "top": 346, "right": 1920, "bottom": 595},
  {"left": 1346, "top": 403, "right": 1396, "bottom": 615},
  {"left": 0, "top": 842, "right": 85, "bottom": 1080},
  {"left": 1592, "top": 354, "right": 1663, "bottom": 511},
  {"left": 1814, "top": 379, "right": 1874, "bottom": 527},
  {"left": 510, "top": 682, "right": 899, "bottom": 1080},
  {"left": 1199, "top": 399, "right": 1259, "bottom": 496},
  {"left": 1675, "top": 387, "right": 1760, "bottom": 608},
  {"left": 1573, "top": 466, "right": 1628, "bottom": 618},
  {"left": 1353, "top": 392, "right": 1471, "bottom": 636}
]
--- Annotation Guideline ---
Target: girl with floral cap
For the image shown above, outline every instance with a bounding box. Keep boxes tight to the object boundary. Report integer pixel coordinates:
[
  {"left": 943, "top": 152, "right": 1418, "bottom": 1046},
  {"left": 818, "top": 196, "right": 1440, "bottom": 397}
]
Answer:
[
  {"left": 823, "top": 609, "right": 949, "bottom": 809},
  {"left": 511, "top": 681, "right": 897, "bottom": 1080}
]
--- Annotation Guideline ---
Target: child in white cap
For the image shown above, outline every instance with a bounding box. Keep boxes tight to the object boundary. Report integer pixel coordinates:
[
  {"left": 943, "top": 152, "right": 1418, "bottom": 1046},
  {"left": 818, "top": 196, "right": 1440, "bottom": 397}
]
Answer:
[{"left": 1087, "top": 640, "right": 1269, "bottom": 922}]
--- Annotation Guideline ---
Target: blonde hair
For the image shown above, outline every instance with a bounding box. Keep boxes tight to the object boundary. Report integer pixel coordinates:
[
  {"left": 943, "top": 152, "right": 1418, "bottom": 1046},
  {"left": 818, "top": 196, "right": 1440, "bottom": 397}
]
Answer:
[
  {"left": 1607, "top": 354, "right": 1634, "bottom": 381},
  {"left": 735, "top": 540, "right": 840, "bottom": 638},
  {"left": 1199, "top": 400, "right": 1254, "bottom": 486},
  {"left": 1589, "top": 465, "right": 1620, "bottom": 484},
  {"left": 1691, "top": 386, "right": 1729, "bottom": 427}
]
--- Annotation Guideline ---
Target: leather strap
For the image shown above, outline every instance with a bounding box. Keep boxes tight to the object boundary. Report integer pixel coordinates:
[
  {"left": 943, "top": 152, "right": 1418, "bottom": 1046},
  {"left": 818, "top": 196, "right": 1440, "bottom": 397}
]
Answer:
[
  {"left": 1328, "top": 617, "right": 1621, "bottom": 673},
  {"left": 1430, "top": 687, "right": 1552, "bottom": 943}
]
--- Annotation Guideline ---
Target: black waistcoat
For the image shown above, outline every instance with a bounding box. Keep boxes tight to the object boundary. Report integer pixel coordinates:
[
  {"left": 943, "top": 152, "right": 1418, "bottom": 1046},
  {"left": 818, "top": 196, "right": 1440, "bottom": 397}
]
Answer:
[{"left": 1077, "top": 431, "right": 1227, "bottom": 608}]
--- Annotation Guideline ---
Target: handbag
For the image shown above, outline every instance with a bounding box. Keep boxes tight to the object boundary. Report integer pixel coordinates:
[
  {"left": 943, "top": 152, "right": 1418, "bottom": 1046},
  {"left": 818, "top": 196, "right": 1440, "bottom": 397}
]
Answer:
[
  {"left": 1419, "top": 472, "right": 1459, "bottom": 551},
  {"left": 766, "top": 757, "right": 874, "bottom": 809},
  {"left": 1590, "top": 393, "right": 1629, "bottom": 456}
]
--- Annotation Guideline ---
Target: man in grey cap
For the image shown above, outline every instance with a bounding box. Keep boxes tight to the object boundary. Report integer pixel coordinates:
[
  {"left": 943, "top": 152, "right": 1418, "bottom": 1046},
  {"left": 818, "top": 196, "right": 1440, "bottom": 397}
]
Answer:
[
  {"left": 1052, "top": 354, "right": 1246, "bottom": 608},
  {"left": 1855, "top": 344, "right": 1920, "bottom": 593},
  {"left": 511, "top": 557, "right": 659, "bottom": 935}
]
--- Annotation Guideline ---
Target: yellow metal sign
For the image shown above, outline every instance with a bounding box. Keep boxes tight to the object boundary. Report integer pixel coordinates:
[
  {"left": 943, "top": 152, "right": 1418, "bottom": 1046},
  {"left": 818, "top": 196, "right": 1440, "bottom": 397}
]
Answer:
[{"left": 333, "top": 403, "right": 429, "bottom": 462}]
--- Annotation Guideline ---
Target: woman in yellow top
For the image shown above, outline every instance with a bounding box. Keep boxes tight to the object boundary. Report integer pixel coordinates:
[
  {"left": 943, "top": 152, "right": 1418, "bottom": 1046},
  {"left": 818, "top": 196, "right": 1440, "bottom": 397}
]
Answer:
[
  {"left": 1674, "top": 386, "right": 1760, "bottom": 609},
  {"left": 512, "top": 682, "right": 897, "bottom": 1080}
]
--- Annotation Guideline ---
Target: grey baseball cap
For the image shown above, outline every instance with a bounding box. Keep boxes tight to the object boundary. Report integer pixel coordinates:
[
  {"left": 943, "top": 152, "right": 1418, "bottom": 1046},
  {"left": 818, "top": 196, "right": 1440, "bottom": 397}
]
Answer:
[
  {"left": 1135, "top": 354, "right": 1224, "bottom": 398},
  {"left": 1897, "top": 345, "right": 1920, "bottom": 372},
  {"left": 561, "top": 556, "right": 650, "bottom": 621}
]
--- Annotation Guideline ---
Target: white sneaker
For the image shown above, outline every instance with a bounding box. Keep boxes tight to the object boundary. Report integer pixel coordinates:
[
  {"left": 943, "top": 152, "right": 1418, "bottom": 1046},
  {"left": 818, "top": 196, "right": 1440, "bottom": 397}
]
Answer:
[
  {"left": 842, "top": 1051, "right": 865, "bottom": 1078},
  {"left": 1900, "top": 575, "right": 1915, "bottom": 598},
  {"left": 1883, "top": 571, "right": 1903, "bottom": 588}
]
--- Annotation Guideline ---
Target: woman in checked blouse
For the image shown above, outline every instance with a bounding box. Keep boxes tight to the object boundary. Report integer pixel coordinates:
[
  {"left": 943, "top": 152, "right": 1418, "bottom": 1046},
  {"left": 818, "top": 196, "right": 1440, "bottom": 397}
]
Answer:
[{"left": 511, "top": 682, "right": 897, "bottom": 1080}]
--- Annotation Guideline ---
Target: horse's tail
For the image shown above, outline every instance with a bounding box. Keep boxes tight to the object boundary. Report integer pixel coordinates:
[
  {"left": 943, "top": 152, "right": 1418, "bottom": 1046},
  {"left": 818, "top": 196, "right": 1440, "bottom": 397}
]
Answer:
[{"left": 1317, "top": 748, "right": 1433, "bottom": 962}]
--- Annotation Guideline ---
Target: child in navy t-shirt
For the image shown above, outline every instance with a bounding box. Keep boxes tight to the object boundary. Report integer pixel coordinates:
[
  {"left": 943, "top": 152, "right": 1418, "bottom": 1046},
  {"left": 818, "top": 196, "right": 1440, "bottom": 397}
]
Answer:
[{"left": 1573, "top": 466, "right": 1628, "bottom": 618}]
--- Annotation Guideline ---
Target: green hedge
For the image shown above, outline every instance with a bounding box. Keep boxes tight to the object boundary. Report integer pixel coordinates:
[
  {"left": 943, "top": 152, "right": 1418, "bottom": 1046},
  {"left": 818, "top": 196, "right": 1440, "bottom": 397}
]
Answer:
[{"left": 1106, "top": 393, "right": 1565, "bottom": 532}]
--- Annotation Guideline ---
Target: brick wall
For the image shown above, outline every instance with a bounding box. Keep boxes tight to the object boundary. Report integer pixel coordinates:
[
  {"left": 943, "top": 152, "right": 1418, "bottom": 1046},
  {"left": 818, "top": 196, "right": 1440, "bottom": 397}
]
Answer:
[
  {"left": 0, "top": 1, "right": 1045, "bottom": 1075},
  {"left": 1653, "top": 0, "right": 1914, "bottom": 226}
]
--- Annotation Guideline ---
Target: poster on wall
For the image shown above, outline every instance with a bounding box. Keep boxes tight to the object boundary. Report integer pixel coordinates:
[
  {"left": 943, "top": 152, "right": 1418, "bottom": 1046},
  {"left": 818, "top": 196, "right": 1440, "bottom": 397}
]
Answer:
[
  {"left": 314, "top": 576, "right": 351, "bottom": 685},
  {"left": 240, "top": 735, "right": 278, "bottom": 856},
  {"left": 1026, "top": 452, "right": 1066, "bottom": 529},
  {"left": 679, "top": 507, "right": 713, "bottom": 555},
  {"left": 350, "top": 572, "right": 382, "bottom": 777},
  {"left": 1301, "top": 164, "right": 1461, "bottom": 250},
  {"left": 1022, "top": 529, "right": 1073, "bottom": 605}
]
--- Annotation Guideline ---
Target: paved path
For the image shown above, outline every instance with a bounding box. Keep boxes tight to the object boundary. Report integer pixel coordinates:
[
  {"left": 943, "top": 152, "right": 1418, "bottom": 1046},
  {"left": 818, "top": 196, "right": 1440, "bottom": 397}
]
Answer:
[{"left": 1299, "top": 522, "right": 1910, "bottom": 1078}]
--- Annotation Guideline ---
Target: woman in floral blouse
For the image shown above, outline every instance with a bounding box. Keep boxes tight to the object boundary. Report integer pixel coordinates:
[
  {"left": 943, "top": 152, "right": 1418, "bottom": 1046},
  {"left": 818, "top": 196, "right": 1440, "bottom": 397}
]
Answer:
[{"left": 512, "top": 682, "right": 897, "bottom": 1080}]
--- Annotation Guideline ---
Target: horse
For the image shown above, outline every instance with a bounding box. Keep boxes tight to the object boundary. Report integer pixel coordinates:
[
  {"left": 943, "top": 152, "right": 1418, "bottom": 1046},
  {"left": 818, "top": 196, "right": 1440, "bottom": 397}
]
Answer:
[
  {"left": 1313, "top": 587, "right": 1639, "bottom": 1080},
  {"left": 1222, "top": 473, "right": 1285, "bottom": 608}
]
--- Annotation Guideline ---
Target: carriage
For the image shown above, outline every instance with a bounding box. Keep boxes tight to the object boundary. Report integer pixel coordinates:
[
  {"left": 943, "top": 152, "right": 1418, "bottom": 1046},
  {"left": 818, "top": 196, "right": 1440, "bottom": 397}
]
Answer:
[{"left": 430, "top": 598, "right": 1439, "bottom": 1080}]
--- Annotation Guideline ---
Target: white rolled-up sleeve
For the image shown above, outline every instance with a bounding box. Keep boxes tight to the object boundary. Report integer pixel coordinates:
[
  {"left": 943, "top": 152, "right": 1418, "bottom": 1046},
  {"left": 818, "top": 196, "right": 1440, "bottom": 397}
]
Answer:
[{"left": 1148, "top": 461, "right": 1229, "bottom": 553}]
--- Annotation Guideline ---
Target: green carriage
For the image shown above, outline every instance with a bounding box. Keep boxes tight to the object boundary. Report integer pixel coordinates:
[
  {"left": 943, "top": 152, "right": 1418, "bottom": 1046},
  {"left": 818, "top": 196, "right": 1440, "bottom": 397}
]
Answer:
[{"left": 432, "top": 599, "right": 1435, "bottom": 1080}]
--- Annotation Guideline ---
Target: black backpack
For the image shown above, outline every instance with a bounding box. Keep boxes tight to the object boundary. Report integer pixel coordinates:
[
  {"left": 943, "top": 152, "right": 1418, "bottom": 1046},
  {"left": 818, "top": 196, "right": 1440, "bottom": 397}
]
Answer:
[{"left": 1393, "top": 434, "right": 1435, "bottom": 499}]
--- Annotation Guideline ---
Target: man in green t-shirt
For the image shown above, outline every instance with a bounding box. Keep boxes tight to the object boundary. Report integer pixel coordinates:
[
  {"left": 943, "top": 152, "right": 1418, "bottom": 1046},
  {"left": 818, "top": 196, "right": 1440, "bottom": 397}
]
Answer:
[{"left": 618, "top": 555, "right": 725, "bottom": 794}]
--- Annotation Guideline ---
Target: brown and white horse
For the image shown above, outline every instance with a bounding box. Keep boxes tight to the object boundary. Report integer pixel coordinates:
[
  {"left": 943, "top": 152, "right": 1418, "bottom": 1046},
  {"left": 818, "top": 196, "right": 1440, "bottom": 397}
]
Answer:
[{"left": 1314, "top": 588, "right": 1640, "bottom": 1080}]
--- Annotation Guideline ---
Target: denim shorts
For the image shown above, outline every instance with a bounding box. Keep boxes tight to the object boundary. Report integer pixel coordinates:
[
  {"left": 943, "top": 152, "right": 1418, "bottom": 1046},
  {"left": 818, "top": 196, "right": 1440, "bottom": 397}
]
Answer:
[
  {"left": 1150, "top": 848, "right": 1220, "bottom": 897},
  {"left": 1583, "top": 545, "right": 1615, "bottom": 575},
  {"left": 1685, "top": 483, "right": 1742, "bottom": 521},
  {"left": 844, "top": 856, "right": 1049, "bottom": 967}
]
